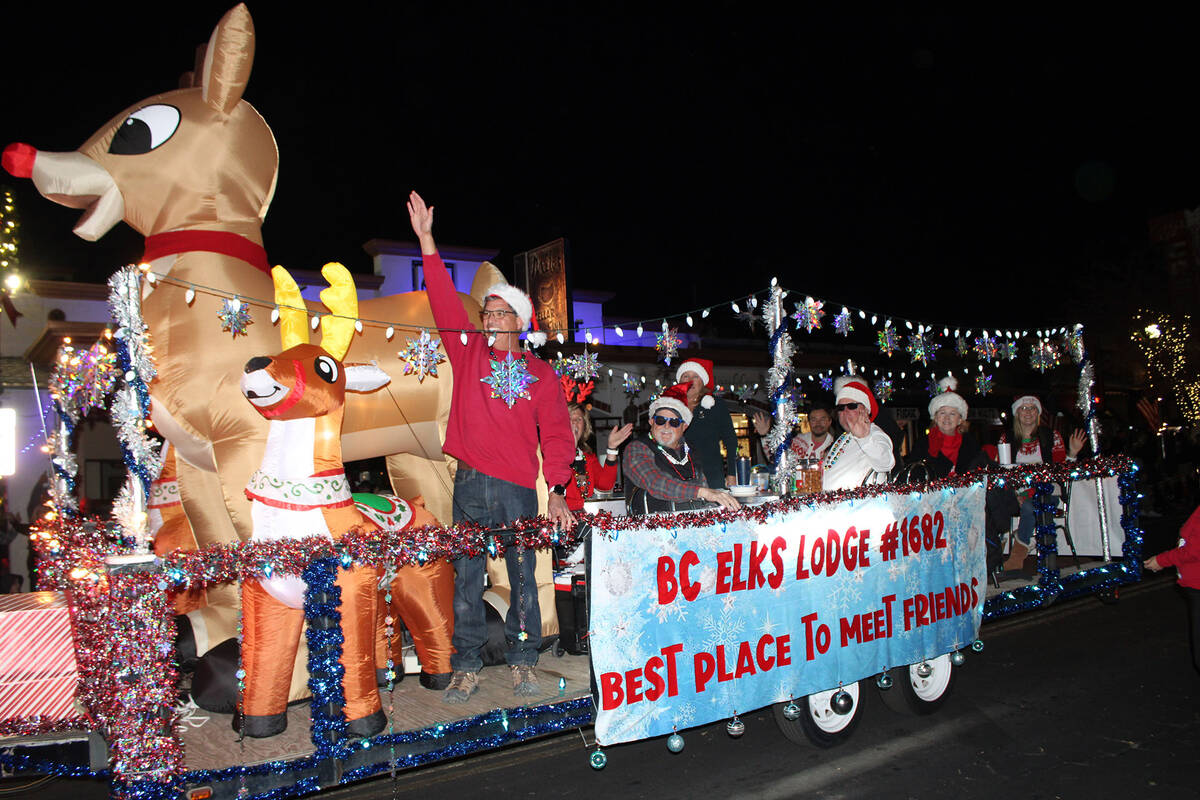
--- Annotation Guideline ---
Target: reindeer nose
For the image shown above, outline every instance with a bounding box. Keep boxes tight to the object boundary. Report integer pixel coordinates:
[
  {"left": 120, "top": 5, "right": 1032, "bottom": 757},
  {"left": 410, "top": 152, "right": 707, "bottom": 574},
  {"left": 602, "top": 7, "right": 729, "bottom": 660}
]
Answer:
[
  {"left": 2, "top": 143, "right": 37, "bottom": 178},
  {"left": 244, "top": 356, "right": 272, "bottom": 373}
]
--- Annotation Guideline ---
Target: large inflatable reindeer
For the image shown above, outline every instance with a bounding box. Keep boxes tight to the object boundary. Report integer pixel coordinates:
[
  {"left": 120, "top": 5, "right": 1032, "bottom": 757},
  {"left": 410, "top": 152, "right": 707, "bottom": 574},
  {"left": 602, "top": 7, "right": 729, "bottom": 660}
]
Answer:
[
  {"left": 238, "top": 262, "right": 453, "bottom": 738},
  {"left": 2, "top": 4, "right": 497, "bottom": 659}
]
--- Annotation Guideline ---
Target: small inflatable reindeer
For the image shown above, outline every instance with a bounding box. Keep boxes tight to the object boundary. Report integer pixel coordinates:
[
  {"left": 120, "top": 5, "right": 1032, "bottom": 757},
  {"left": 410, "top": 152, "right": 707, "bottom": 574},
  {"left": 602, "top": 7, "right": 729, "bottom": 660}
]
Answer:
[{"left": 238, "top": 262, "right": 454, "bottom": 738}]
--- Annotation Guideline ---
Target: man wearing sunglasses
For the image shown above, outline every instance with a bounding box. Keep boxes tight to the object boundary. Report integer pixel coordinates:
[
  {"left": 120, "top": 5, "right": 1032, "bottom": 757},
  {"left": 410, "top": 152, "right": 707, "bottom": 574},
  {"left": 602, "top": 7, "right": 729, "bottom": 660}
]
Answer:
[
  {"left": 822, "top": 377, "right": 896, "bottom": 491},
  {"left": 623, "top": 382, "right": 741, "bottom": 515}
]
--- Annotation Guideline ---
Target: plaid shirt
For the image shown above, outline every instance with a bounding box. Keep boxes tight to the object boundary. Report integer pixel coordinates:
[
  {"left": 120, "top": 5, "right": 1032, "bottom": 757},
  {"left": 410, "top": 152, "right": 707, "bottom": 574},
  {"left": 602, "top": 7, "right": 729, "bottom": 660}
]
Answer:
[{"left": 622, "top": 439, "right": 706, "bottom": 502}]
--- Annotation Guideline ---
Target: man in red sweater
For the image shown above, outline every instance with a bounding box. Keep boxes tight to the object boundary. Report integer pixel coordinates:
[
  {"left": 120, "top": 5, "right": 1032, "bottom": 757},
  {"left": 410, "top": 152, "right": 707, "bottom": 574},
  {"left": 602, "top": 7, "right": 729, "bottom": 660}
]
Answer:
[
  {"left": 408, "top": 191, "right": 575, "bottom": 703},
  {"left": 1146, "top": 505, "right": 1200, "bottom": 675}
]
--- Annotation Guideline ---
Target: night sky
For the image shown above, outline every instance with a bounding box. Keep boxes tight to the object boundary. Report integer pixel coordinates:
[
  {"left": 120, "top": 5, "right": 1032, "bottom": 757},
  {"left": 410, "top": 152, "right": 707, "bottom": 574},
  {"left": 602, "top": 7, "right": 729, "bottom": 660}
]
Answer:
[{"left": 4, "top": 4, "right": 1199, "bottom": 330}]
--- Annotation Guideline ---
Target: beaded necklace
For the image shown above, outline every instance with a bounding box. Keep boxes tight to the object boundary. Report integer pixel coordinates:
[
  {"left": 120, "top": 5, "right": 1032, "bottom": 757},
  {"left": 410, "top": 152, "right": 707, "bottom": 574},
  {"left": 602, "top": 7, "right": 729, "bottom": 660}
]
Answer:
[
  {"left": 822, "top": 432, "right": 854, "bottom": 470},
  {"left": 653, "top": 438, "right": 696, "bottom": 479}
]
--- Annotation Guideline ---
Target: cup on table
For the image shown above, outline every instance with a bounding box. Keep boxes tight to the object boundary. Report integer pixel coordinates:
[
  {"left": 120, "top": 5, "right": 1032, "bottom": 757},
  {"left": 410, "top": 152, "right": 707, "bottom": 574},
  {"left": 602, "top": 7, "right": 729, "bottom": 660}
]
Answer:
[{"left": 997, "top": 442, "right": 1012, "bottom": 466}]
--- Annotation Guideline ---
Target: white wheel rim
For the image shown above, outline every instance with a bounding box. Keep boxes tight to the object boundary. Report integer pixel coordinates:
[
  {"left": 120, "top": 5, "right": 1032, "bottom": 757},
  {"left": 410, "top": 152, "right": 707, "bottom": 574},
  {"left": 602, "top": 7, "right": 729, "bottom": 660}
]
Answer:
[
  {"left": 806, "top": 683, "right": 860, "bottom": 733},
  {"left": 908, "top": 654, "right": 952, "bottom": 702}
]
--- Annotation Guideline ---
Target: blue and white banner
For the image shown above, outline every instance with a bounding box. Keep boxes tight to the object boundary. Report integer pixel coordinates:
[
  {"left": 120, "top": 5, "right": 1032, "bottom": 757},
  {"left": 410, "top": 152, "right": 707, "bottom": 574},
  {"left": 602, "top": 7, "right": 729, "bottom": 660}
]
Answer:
[{"left": 590, "top": 483, "right": 987, "bottom": 745}]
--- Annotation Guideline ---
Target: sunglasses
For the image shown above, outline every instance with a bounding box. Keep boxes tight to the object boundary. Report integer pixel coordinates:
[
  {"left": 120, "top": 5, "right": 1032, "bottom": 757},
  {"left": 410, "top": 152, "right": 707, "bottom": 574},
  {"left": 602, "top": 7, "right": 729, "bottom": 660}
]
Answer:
[
  {"left": 834, "top": 402, "right": 862, "bottom": 412},
  {"left": 652, "top": 415, "right": 684, "bottom": 428}
]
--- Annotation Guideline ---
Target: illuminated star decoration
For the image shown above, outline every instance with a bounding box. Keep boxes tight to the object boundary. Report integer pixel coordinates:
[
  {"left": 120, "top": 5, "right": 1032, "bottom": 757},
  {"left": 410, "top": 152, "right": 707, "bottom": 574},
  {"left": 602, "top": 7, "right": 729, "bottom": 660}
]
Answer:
[
  {"left": 792, "top": 297, "right": 825, "bottom": 332},
  {"left": 820, "top": 374, "right": 834, "bottom": 392},
  {"left": 905, "top": 331, "right": 940, "bottom": 366},
  {"left": 955, "top": 336, "right": 969, "bottom": 358},
  {"left": 656, "top": 328, "right": 681, "bottom": 365},
  {"left": 1030, "top": 340, "right": 1061, "bottom": 373},
  {"left": 877, "top": 325, "right": 900, "bottom": 356},
  {"left": 1000, "top": 340, "right": 1019, "bottom": 361},
  {"left": 480, "top": 351, "right": 539, "bottom": 407},
  {"left": 217, "top": 298, "right": 252, "bottom": 338},
  {"left": 398, "top": 330, "right": 446, "bottom": 383},
  {"left": 976, "top": 373, "right": 994, "bottom": 396},
  {"left": 973, "top": 335, "right": 998, "bottom": 360},
  {"left": 833, "top": 308, "right": 854, "bottom": 337},
  {"left": 874, "top": 377, "right": 894, "bottom": 403},
  {"left": 623, "top": 374, "right": 642, "bottom": 396},
  {"left": 572, "top": 349, "right": 601, "bottom": 380}
]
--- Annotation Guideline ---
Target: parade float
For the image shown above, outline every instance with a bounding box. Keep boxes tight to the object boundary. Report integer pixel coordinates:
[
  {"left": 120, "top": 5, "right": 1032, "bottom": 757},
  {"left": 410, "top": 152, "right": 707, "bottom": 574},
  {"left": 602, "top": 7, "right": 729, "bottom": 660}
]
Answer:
[{"left": 0, "top": 5, "right": 1143, "bottom": 799}]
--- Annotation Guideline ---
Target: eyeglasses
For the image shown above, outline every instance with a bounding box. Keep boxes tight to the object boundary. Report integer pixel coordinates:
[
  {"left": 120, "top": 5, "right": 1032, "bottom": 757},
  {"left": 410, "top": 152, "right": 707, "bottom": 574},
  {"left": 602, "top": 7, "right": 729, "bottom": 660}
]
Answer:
[
  {"left": 479, "top": 309, "right": 518, "bottom": 320},
  {"left": 652, "top": 415, "right": 684, "bottom": 428},
  {"left": 834, "top": 402, "right": 862, "bottom": 412}
]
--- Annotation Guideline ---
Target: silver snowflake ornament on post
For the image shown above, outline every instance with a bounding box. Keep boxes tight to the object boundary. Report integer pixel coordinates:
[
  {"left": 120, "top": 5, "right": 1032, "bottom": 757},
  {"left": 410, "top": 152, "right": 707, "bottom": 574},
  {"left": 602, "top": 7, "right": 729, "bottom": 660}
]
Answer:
[
  {"left": 398, "top": 329, "right": 446, "bottom": 383},
  {"left": 217, "top": 297, "right": 253, "bottom": 338}
]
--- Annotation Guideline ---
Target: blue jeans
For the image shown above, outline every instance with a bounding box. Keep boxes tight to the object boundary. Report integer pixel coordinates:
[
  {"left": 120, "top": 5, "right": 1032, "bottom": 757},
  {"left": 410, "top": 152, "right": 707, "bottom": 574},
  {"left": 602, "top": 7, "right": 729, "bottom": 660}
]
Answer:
[
  {"left": 1017, "top": 495, "right": 1060, "bottom": 546},
  {"left": 450, "top": 466, "right": 541, "bottom": 672}
]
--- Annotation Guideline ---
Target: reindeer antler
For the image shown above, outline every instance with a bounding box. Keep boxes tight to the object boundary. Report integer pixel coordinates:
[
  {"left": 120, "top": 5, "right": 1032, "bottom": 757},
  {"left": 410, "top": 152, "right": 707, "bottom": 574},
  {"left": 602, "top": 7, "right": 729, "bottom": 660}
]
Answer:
[
  {"left": 271, "top": 266, "right": 309, "bottom": 350},
  {"left": 319, "top": 263, "right": 358, "bottom": 362}
]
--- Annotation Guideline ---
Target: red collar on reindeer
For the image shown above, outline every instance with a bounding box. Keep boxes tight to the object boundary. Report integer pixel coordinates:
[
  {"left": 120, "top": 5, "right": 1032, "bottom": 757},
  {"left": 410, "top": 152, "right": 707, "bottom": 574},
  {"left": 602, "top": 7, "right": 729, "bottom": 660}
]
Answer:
[{"left": 143, "top": 230, "right": 270, "bottom": 274}]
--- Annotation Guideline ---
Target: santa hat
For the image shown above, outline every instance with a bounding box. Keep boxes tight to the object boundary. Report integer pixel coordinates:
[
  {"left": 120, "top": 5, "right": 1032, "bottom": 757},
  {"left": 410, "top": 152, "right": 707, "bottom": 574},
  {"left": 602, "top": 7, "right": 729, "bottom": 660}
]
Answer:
[
  {"left": 928, "top": 375, "right": 968, "bottom": 418},
  {"left": 676, "top": 358, "right": 716, "bottom": 409},
  {"left": 484, "top": 283, "right": 546, "bottom": 347},
  {"left": 834, "top": 374, "right": 880, "bottom": 420},
  {"left": 1011, "top": 395, "right": 1043, "bottom": 416},
  {"left": 650, "top": 382, "right": 693, "bottom": 425}
]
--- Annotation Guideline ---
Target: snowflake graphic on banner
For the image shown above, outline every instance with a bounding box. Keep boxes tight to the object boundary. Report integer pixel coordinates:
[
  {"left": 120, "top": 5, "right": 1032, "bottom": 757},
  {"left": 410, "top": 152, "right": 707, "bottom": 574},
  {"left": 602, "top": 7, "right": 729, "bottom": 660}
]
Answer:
[
  {"left": 792, "top": 297, "right": 824, "bottom": 332},
  {"left": 572, "top": 348, "right": 601, "bottom": 380},
  {"left": 874, "top": 377, "right": 894, "bottom": 402},
  {"left": 833, "top": 308, "right": 854, "bottom": 336},
  {"left": 397, "top": 330, "right": 445, "bottom": 382},
  {"left": 825, "top": 569, "right": 864, "bottom": 615},
  {"left": 906, "top": 331, "right": 940, "bottom": 366},
  {"left": 877, "top": 325, "right": 900, "bottom": 356},
  {"left": 955, "top": 336, "right": 969, "bottom": 357},
  {"left": 656, "top": 328, "right": 681, "bottom": 365},
  {"left": 1000, "top": 340, "right": 1019, "bottom": 361},
  {"left": 480, "top": 352, "right": 539, "bottom": 407},
  {"left": 217, "top": 298, "right": 252, "bottom": 338},
  {"left": 1030, "top": 340, "right": 1060, "bottom": 373},
  {"left": 699, "top": 605, "right": 746, "bottom": 651},
  {"left": 976, "top": 373, "right": 994, "bottom": 396},
  {"left": 973, "top": 335, "right": 998, "bottom": 360}
]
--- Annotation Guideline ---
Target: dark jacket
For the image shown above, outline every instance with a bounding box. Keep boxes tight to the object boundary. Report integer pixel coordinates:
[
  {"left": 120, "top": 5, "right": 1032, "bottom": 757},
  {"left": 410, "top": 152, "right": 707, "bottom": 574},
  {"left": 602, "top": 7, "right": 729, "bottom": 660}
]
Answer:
[
  {"left": 683, "top": 397, "right": 739, "bottom": 489},
  {"left": 910, "top": 432, "right": 992, "bottom": 479}
]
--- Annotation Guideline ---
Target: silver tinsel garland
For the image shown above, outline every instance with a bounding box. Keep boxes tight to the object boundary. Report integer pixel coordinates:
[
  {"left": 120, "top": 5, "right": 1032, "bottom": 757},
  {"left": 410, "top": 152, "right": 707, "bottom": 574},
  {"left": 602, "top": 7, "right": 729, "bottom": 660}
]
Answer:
[{"left": 763, "top": 281, "right": 796, "bottom": 493}]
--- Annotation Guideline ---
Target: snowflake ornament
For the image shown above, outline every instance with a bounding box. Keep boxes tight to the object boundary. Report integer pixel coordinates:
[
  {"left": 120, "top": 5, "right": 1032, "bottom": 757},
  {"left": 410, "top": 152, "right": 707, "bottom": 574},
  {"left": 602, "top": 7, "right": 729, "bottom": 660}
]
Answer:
[
  {"left": 398, "top": 330, "right": 446, "bottom": 383},
  {"left": 833, "top": 308, "right": 854, "bottom": 336},
  {"left": 572, "top": 348, "right": 601, "bottom": 380},
  {"left": 820, "top": 374, "right": 834, "bottom": 391},
  {"left": 954, "top": 336, "right": 969, "bottom": 357},
  {"left": 217, "top": 298, "right": 252, "bottom": 338},
  {"left": 905, "top": 331, "right": 940, "bottom": 366},
  {"left": 656, "top": 328, "right": 681, "bottom": 365},
  {"left": 976, "top": 373, "right": 994, "bottom": 396},
  {"left": 874, "top": 377, "right": 894, "bottom": 403},
  {"left": 973, "top": 335, "right": 998, "bottom": 361},
  {"left": 1030, "top": 340, "right": 1061, "bottom": 373},
  {"left": 1000, "top": 340, "right": 1019, "bottom": 361},
  {"left": 1066, "top": 327, "right": 1085, "bottom": 364},
  {"left": 480, "top": 351, "right": 539, "bottom": 407},
  {"left": 623, "top": 373, "right": 642, "bottom": 396},
  {"left": 926, "top": 376, "right": 943, "bottom": 397},
  {"left": 792, "top": 297, "right": 825, "bottom": 332},
  {"left": 877, "top": 325, "right": 900, "bottom": 356}
]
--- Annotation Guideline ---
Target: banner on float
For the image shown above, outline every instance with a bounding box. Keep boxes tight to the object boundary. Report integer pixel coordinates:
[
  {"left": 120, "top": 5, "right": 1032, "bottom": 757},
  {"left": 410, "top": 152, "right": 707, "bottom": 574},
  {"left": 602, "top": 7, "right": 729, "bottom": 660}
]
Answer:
[{"left": 590, "top": 483, "right": 987, "bottom": 745}]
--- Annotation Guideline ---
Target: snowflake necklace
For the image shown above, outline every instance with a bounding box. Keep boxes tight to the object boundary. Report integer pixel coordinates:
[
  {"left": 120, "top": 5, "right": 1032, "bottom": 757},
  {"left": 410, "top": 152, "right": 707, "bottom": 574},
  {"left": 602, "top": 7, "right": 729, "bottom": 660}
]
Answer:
[{"left": 480, "top": 344, "right": 539, "bottom": 407}]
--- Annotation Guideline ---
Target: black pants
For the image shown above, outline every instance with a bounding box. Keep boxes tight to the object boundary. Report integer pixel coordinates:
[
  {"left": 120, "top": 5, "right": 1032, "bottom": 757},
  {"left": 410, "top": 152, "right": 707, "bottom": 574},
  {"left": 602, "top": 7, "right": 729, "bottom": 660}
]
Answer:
[{"left": 1185, "top": 586, "right": 1200, "bottom": 675}]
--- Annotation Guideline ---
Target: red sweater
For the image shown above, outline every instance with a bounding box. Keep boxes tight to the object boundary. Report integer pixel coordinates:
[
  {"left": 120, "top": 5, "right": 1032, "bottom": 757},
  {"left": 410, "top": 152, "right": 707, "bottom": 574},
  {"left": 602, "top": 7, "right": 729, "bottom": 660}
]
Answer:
[
  {"left": 1159, "top": 504, "right": 1200, "bottom": 590},
  {"left": 423, "top": 251, "right": 574, "bottom": 490},
  {"left": 564, "top": 450, "right": 617, "bottom": 512}
]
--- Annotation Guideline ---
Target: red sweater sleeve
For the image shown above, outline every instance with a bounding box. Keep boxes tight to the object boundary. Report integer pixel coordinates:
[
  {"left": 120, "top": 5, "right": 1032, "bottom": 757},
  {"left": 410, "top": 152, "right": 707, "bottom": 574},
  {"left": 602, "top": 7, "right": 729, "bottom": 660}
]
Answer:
[
  {"left": 1159, "top": 505, "right": 1200, "bottom": 569},
  {"left": 421, "top": 250, "right": 472, "bottom": 361},
  {"left": 536, "top": 381, "right": 576, "bottom": 488},
  {"left": 587, "top": 451, "right": 617, "bottom": 491}
]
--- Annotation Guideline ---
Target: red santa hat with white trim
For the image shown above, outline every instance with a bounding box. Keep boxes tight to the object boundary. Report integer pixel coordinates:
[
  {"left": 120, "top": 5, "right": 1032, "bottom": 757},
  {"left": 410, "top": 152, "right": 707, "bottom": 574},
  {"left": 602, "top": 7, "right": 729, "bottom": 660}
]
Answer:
[
  {"left": 928, "top": 375, "right": 968, "bottom": 418},
  {"left": 1011, "top": 394, "right": 1043, "bottom": 416},
  {"left": 650, "top": 382, "right": 694, "bottom": 425},
  {"left": 833, "top": 374, "right": 880, "bottom": 420},
  {"left": 676, "top": 358, "right": 716, "bottom": 409},
  {"left": 484, "top": 283, "right": 546, "bottom": 347}
]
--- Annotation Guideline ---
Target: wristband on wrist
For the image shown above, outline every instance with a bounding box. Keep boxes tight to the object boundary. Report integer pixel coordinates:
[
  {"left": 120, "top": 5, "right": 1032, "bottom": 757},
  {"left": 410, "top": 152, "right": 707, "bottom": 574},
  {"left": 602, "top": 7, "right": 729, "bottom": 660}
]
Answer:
[
  {"left": 550, "top": 483, "right": 567, "bottom": 496},
  {"left": 606, "top": 448, "right": 619, "bottom": 456}
]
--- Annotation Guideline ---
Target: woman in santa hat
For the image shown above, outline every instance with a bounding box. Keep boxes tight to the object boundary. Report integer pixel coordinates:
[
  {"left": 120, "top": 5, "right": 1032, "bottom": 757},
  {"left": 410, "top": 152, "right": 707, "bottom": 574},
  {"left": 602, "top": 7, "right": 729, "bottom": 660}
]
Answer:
[
  {"left": 822, "top": 376, "right": 896, "bottom": 491},
  {"left": 675, "top": 358, "right": 740, "bottom": 489},
  {"left": 910, "top": 376, "right": 991, "bottom": 478}
]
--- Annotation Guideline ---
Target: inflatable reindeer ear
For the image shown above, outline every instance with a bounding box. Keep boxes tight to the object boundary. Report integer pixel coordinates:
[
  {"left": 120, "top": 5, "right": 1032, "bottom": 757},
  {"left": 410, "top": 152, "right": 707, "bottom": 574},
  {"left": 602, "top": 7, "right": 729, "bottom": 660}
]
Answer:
[
  {"left": 270, "top": 266, "right": 309, "bottom": 349},
  {"left": 202, "top": 4, "right": 255, "bottom": 115}
]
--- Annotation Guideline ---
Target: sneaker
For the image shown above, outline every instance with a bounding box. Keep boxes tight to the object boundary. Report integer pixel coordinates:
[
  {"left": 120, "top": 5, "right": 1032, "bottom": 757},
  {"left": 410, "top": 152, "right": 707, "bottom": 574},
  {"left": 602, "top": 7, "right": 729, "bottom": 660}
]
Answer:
[
  {"left": 511, "top": 664, "right": 540, "bottom": 697},
  {"left": 442, "top": 671, "right": 479, "bottom": 704}
]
